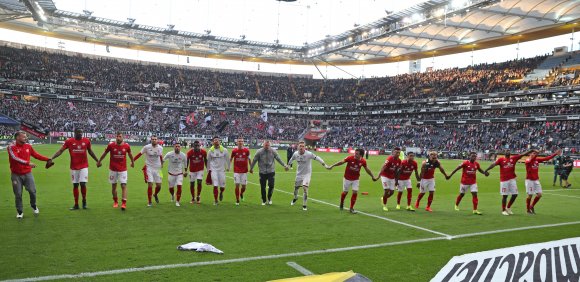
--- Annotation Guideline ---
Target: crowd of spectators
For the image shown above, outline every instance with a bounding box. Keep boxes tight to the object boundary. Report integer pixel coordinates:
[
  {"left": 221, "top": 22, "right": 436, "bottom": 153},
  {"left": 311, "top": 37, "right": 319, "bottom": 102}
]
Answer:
[
  {"left": 1, "top": 45, "right": 575, "bottom": 104},
  {"left": 0, "top": 98, "right": 304, "bottom": 141},
  {"left": 319, "top": 120, "right": 579, "bottom": 152}
]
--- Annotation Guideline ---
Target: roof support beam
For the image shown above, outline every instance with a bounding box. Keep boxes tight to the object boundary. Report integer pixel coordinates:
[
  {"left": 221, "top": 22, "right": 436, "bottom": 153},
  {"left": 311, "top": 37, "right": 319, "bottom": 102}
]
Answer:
[
  {"left": 366, "top": 41, "right": 423, "bottom": 51},
  {"left": 433, "top": 22, "right": 505, "bottom": 35},
  {"left": 482, "top": 9, "right": 553, "bottom": 22},
  {"left": 396, "top": 32, "right": 461, "bottom": 44}
]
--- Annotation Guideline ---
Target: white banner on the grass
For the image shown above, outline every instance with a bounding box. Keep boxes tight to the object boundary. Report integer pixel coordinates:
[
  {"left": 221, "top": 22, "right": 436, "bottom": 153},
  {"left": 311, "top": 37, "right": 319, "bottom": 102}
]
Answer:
[{"left": 431, "top": 237, "right": 580, "bottom": 282}]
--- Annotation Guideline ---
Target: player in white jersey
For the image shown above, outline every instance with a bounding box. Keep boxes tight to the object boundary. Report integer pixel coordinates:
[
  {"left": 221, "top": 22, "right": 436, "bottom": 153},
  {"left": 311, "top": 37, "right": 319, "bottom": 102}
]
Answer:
[
  {"left": 287, "top": 141, "right": 329, "bottom": 211},
  {"left": 207, "top": 136, "right": 230, "bottom": 205},
  {"left": 134, "top": 135, "right": 164, "bottom": 207},
  {"left": 164, "top": 143, "right": 188, "bottom": 207}
]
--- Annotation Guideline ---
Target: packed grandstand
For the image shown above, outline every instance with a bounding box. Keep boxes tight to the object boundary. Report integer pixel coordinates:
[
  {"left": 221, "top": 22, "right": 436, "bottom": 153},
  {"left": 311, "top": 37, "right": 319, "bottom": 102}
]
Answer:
[{"left": 0, "top": 43, "right": 578, "bottom": 154}]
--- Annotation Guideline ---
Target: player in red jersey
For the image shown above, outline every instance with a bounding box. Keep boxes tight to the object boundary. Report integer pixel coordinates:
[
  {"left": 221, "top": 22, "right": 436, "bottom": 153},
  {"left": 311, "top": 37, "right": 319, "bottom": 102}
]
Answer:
[
  {"left": 97, "top": 132, "right": 134, "bottom": 211},
  {"left": 50, "top": 128, "right": 99, "bottom": 210},
  {"left": 524, "top": 149, "right": 561, "bottom": 215},
  {"left": 186, "top": 140, "right": 207, "bottom": 204},
  {"left": 447, "top": 152, "right": 489, "bottom": 215},
  {"left": 375, "top": 147, "right": 402, "bottom": 212},
  {"left": 8, "top": 131, "right": 53, "bottom": 219},
  {"left": 328, "top": 148, "right": 377, "bottom": 214},
  {"left": 396, "top": 152, "right": 420, "bottom": 211},
  {"left": 230, "top": 138, "right": 251, "bottom": 205},
  {"left": 484, "top": 149, "right": 533, "bottom": 215},
  {"left": 415, "top": 151, "right": 448, "bottom": 212}
]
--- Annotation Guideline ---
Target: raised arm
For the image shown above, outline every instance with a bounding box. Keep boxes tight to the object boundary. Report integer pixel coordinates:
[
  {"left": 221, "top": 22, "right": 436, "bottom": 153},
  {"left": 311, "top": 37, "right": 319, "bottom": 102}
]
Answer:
[
  {"left": 364, "top": 165, "right": 375, "bottom": 180},
  {"left": 127, "top": 149, "right": 135, "bottom": 168},
  {"left": 328, "top": 160, "right": 346, "bottom": 170},
  {"left": 447, "top": 164, "right": 462, "bottom": 179},
  {"left": 274, "top": 151, "right": 288, "bottom": 168},
  {"left": 87, "top": 144, "right": 99, "bottom": 163},
  {"left": 249, "top": 151, "right": 259, "bottom": 173},
  {"left": 30, "top": 146, "right": 50, "bottom": 162},
  {"left": 438, "top": 164, "right": 449, "bottom": 179},
  {"left": 51, "top": 146, "right": 67, "bottom": 160},
  {"left": 537, "top": 150, "right": 562, "bottom": 163},
  {"left": 97, "top": 146, "right": 110, "bottom": 167},
  {"left": 414, "top": 166, "right": 420, "bottom": 181},
  {"left": 484, "top": 162, "right": 497, "bottom": 173}
]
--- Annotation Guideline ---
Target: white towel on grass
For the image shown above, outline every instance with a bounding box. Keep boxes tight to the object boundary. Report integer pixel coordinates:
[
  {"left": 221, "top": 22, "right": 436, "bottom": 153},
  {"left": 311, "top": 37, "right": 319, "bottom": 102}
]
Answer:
[{"left": 177, "top": 242, "right": 223, "bottom": 254}]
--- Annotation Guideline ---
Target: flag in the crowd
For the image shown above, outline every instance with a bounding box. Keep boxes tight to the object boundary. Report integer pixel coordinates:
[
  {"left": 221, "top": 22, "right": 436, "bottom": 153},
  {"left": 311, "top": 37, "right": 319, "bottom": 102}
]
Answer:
[
  {"left": 278, "top": 128, "right": 284, "bottom": 134},
  {"left": 204, "top": 113, "right": 212, "bottom": 124},
  {"left": 162, "top": 107, "right": 168, "bottom": 114},
  {"left": 67, "top": 101, "right": 75, "bottom": 110},
  {"left": 260, "top": 111, "right": 268, "bottom": 122},
  {"left": 88, "top": 118, "right": 96, "bottom": 126},
  {"left": 186, "top": 112, "right": 197, "bottom": 125},
  {"left": 267, "top": 125, "right": 275, "bottom": 135},
  {"left": 179, "top": 122, "right": 186, "bottom": 132}
]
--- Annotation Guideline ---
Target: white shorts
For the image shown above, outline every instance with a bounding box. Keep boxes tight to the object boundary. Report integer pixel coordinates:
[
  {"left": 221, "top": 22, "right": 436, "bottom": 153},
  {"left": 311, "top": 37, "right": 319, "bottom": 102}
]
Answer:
[
  {"left": 108, "top": 170, "right": 127, "bottom": 184},
  {"left": 460, "top": 184, "right": 478, "bottom": 193},
  {"left": 381, "top": 176, "right": 396, "bottom": 190},
  {"left": 234, "top": 173, "right": 248, "bottom": 185},
  {"left": 500, "top": 179, "right": 518, "bottom": 195},
  {"left": 525, "top": 180, "right": 542, "bottom": 195},
  {"left": 189, "top": 170, "right": 204, "bottom": 181},
  {"left": 146, "top": 167, "right": 162, "bottom": 184},
  {"left": 397, "top": 180, "right": 412, "bottom": 191},
  {"left": 211, "top": 170, "right": 226, "bottom": 188},
  {"left": 70, "top": 168, "right": 89, "bottom": 184},
  {"left": 295, "top": 173, "right": 312, "bottom": 187},
  {"left": 168, "top": 174, "right": 184, "bottom": 187},
  {"left": 343, "top": 178, "right": 360, "bottom": 192},
  {"left": 420, "top": 179, "right": 435, "bottom": 193}
]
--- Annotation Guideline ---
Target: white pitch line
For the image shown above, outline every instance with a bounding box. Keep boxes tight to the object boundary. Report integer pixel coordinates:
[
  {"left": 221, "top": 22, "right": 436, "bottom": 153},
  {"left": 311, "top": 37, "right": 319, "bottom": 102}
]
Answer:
[
  {"left": 1, "top": 237, "right": 444, "bottom": 282},
  {"left": 450, "top": 221, "right": 580, "bottom": 239},
  {"left": 232, "top": 177, "right": 453, "bottom": 238},
  {"left": 6, "top": 221, "right": 580, "bottom": 282},
  {"left": 543, "top": 192, "right": 580, "bottom": 199},
  {"left": 286, "top": 262, "right": 314, "bottom": 276}
]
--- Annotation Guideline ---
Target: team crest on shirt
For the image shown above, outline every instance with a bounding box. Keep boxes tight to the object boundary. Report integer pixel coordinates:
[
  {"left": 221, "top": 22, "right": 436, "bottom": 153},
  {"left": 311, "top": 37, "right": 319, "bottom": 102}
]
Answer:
[
  {"left": 25, "top": 149, "right": 29, "bottom": 153},
  {"left": 77, "top": 145, "right": 81, "bottom": 150}
]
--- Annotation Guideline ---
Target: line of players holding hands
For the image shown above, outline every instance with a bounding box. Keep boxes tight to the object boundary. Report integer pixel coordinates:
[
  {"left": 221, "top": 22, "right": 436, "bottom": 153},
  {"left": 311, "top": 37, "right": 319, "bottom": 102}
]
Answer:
[{"left": 8, "top": 129, "right": 561, "bottom": 218}]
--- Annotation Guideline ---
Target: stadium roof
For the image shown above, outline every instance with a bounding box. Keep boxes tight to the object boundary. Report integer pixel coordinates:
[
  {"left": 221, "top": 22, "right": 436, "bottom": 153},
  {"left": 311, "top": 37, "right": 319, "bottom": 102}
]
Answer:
[{"left": 0, "top": 0, "right": 578, "bottom": 65}]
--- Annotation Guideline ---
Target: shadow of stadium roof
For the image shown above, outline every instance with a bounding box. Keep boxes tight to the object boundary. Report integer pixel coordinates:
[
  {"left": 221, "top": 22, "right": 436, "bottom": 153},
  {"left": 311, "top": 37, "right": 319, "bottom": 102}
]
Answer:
[{"left": 0, "top": 0, "right": 578, "bottom": 66}]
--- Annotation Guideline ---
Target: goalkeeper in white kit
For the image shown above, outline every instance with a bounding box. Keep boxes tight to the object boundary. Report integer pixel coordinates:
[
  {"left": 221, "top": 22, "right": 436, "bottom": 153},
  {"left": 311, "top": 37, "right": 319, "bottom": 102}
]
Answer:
[{"left": 287, "top": 141, "right": 329, "bottom": 211}]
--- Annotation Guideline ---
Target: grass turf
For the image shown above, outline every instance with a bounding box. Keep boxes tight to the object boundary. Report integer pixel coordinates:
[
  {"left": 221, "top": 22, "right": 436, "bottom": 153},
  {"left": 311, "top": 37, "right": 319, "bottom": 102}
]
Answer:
[{"left": 1, "top": 144, "right": 579, "bottom": 281}]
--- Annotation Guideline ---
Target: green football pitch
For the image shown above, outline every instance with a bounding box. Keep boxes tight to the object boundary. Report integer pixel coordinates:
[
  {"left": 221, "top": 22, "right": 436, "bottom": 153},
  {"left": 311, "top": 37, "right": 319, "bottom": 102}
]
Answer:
[{"left": 1, "top": 144, "right": 579, "bottom": 281}]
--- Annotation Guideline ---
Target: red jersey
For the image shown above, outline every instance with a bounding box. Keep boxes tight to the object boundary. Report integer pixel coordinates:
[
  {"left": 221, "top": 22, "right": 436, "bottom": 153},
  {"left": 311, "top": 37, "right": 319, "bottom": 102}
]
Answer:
[
  {"left": 380, "top": 155, "right": 401, "bottom": 179},
  {"left": 231, "top": 147, "right": 250, "bottom": 173},
  {"left": 422, "top": 159, "right": 440, "bottom": 179},
  {"left": 399, "top": 159, "right": 418, "bottom": 181},
  {"left": 105, "top": 142, "right": 131, "bottom": 172},
  {"left": 343, "top": 155, "right": 367, "bottom": 181},
  {"left": 62, "top": 137, "right": 92, "bottom": 170},
  {"left": 7, "top": 143, "right": 50, "bottom": 175},
  {"left": 460, "top": 160, "right": 480, "bottom": 185},
  {"left": 187, "top": 149, "right": 207, "bottom": 172},
  {"left": 525, "top": 153, "right": 557, "bottom": 181},
  {"left": 494, "top": 155, "right": 523, "bottom": 182}
]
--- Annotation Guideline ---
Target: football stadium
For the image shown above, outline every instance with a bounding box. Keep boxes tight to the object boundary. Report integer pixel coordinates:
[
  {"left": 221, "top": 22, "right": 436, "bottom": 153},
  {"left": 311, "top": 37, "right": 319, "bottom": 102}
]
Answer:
[{"left": 0, "top": 0, "right": 579, "bottom": 281}]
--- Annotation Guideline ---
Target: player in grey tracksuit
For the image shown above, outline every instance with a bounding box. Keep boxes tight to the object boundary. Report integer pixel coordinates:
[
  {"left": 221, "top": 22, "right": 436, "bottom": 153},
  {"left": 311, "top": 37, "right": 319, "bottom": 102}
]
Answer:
[{"left": 250, "top": 140, "right": 288, "bottom": 205}]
